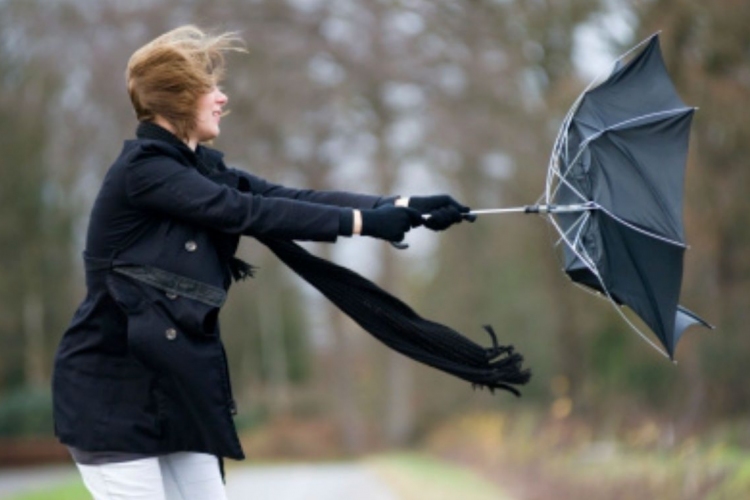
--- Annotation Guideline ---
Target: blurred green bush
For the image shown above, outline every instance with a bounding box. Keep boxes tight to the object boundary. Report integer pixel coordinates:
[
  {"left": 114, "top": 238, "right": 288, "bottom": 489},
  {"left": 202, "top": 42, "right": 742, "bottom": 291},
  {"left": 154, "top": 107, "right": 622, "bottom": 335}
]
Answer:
[{"left": 0, "top": 387, "right": 54, "bottom": 438}]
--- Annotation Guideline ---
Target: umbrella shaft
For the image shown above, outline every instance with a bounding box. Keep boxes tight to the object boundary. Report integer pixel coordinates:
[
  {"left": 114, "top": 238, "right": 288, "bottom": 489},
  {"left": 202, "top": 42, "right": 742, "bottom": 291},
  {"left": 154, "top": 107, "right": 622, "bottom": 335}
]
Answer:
[{"left": 470, "top": 204, "right": 595, "bottom": 215}]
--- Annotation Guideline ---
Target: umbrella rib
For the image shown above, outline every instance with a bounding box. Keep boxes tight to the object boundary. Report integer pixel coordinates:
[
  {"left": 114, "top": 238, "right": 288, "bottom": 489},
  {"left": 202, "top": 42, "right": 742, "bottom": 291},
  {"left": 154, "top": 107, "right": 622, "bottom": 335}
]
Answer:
[
  {"left": 599, "top": 129, "right": 685, "bottom": 239},
  {"left": 552, "top": 214, "right": 583, "bottom": 248},
  {"left": 553, "top": 210, "right": 590, "bottom": 248},
  {"left": 546, "top": 33, "right": 660, "bottom": 199},
  {"left": 546, "top": 148, "right": 590, "bottom": 205},
  {"left": 594, "top": 204, "right": 686, "bottom": 248},
  {"left": 548, "top": 164, "right": 588, "bottom": 205},
  {"left": 570, "top": 211, "right": 591, "bottom": 249},
  {"left": 579, "top": 108, "right": 694, "bottom": 147},
  {"left": 548, "top": 108, "right": 693, "bottom": 243},
  {"left": 546, "top": 215, "right": 599, "bottom": 277},
  {"left": 616, "top": 31, "right": 661, "bottom": 64},
  {"left": 548, "top": 127, "right": 577, "bottom": 200},
  {"left": 546, "top": 32, "right": 662, "bottom": 203},
  {"left": 558, "top": 108, "right": 690, "bottom": 195},
  {"left": 605, "top": 293, "right": 671, "bottom": 359},
  {"left": 570, "top": 280, "right": 609, "bottom": 300},
  {"left": 545, "top": 214, "right": 670, "bottom": 360},
  {"left": 547, "top": 100, "right": 584, "bottom": 197}
]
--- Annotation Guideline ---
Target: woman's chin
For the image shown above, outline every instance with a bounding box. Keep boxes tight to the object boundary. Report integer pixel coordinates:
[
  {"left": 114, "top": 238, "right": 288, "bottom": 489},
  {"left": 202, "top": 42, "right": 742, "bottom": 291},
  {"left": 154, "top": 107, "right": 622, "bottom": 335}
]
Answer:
[{"left": 199, "top": 130, "right": 220, "bottom": 143}]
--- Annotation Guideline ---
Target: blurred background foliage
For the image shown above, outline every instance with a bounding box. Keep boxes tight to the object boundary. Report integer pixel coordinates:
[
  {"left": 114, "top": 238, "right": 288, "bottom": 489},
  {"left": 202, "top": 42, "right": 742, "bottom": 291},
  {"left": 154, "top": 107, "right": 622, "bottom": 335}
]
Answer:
[{"left": 1, "top": 0, "right": 749, "bottom": 495}]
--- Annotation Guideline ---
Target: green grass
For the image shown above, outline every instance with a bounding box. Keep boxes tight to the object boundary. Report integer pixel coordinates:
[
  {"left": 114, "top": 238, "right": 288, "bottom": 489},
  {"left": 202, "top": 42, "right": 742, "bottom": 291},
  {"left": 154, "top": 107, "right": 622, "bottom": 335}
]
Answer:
[
  {"left": 366, "top": 452, "right": 514, "bottom": 500},
  {"left": 6, "top": 480, "right": 89, "bottom": 500},
  {"left": 421, "top": 410, "right": 750, "bottom": 499}
]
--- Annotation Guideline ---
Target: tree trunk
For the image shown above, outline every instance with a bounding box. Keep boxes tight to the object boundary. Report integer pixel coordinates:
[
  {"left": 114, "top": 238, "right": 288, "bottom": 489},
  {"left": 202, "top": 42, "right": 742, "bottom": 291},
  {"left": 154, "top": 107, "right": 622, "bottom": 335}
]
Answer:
[
  {"left": 23, "top": 292, "right": 45, "bottom": 388},
  {"left": 257, "top": 266, "right": 290, "bottom": 414},
  {"left": 332, "top": 307, "right": 367, "bottom": 454}
]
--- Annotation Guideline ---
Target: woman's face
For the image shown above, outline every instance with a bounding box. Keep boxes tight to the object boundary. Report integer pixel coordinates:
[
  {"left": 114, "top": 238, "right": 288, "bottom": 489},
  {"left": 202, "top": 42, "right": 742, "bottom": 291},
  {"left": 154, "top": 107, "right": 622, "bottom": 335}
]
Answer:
[{"left": 191, "top": 86, "right": 228, "bottom": 145}]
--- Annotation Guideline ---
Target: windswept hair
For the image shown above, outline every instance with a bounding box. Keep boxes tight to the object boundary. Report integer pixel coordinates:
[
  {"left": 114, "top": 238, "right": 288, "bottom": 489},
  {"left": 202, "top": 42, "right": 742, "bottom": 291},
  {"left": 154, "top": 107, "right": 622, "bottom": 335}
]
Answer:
[{"left": 126, "top": 25, "right": 245, "bottom": 140}]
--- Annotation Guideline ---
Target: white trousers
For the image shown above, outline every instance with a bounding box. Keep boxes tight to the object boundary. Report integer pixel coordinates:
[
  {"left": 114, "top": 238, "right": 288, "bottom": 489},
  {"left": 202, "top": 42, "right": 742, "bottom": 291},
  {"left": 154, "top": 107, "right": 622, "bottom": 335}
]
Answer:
[{"left": 75, "top": 452, "right": 227, "bottom": 500}]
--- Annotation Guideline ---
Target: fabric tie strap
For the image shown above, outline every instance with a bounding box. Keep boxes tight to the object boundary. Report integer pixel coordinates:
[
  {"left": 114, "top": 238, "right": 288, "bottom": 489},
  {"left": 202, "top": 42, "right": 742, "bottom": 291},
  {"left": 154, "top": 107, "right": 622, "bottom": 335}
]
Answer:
[
  {"left": 113, "top": 265, "right": 227, "bottom": 308},
  {"left": 83, "top": 252, "right": 227, "bottom": 308}
]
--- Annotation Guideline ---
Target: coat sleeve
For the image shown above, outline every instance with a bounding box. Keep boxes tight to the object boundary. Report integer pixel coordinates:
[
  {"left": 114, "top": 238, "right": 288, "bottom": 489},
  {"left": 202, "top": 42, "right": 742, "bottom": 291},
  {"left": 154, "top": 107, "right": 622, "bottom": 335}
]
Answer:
[
  {"left": 228, "top": 167, "right": 396, "bottom": 209},
  {"left": 125, "top": 148, "right": 346, "bottom": 242}
]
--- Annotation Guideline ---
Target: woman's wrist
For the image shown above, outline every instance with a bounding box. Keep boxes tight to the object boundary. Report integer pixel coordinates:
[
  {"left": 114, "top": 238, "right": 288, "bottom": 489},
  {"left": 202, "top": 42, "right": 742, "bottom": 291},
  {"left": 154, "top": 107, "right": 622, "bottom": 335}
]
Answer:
[
  {"left": 353, "top": 209, "right": 363, "bottom": 235},
  {"left": 394, "top": 197, "right": 410, "bottom": 207}
]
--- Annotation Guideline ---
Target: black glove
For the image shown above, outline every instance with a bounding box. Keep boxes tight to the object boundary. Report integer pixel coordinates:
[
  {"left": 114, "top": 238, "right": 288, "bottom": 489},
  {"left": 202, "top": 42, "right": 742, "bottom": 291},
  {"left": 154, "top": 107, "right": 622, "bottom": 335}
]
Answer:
[
  {"left": 409, "top": 194, "right": 476, "bottom": 229},
  {"left": 424, "top": 206, "right": 466, "bottom": 231},
  {"left": 360, "top": 206, "right": 423, "bottom": 242},
  {"left": 409, "top": 194, "right": 469, "bottom": 214}
]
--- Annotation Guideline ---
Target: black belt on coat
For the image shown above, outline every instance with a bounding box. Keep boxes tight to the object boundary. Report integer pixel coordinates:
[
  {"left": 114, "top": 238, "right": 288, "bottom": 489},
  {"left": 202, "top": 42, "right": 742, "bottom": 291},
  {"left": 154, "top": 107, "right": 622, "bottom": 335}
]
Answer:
[{"left": 84, "top": 253, "right": 227, "bottom": 308}]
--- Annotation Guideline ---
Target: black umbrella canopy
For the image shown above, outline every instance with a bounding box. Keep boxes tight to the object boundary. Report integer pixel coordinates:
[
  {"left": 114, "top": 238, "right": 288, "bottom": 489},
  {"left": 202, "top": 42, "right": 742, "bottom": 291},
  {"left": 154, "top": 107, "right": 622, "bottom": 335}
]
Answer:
[{"left": 551, "top": 35, "right": 711, "bottom": 359}]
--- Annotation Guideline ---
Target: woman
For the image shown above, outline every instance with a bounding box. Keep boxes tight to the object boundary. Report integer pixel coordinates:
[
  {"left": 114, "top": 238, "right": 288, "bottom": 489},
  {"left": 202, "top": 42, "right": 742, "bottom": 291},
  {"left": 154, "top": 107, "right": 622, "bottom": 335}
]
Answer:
[{"left": 52, "top": 25, "right": 471, "bottom": 499}]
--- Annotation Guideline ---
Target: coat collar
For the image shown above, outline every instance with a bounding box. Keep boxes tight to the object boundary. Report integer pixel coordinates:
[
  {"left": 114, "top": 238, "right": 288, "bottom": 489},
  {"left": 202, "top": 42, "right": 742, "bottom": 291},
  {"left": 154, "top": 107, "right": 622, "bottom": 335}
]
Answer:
[
  {"left": 135, "top": 121, "right": 225, "bottom": 175},
  {"left": 136, "top": 121, "right": 186, "bottom": 149}
]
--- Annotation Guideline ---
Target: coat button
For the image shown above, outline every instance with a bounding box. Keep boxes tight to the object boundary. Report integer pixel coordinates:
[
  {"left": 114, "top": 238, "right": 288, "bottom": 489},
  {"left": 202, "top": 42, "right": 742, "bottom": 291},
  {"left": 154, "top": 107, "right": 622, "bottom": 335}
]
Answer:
[
  {"left": 166, "top": 292, "right": 178, "bottom": 300},
  {"left": 165, "top": 328, "right": 177, "bottom": 340},
  {"left": 184, "top": 240, "right": 197, "bottom": 252}
]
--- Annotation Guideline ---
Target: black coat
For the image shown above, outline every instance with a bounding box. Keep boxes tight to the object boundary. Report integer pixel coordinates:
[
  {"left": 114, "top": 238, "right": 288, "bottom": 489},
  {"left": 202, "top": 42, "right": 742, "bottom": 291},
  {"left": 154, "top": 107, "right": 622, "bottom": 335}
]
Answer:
[{"left": 52, "top": 122, "right": 385, "bottom": 459}]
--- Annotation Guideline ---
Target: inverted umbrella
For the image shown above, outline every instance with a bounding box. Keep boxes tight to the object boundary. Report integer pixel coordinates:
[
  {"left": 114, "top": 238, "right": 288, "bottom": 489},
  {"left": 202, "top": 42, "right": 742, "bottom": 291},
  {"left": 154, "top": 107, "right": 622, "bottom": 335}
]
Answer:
[{"left": 470, "top": 34, "right": 712, "bottom": 359}]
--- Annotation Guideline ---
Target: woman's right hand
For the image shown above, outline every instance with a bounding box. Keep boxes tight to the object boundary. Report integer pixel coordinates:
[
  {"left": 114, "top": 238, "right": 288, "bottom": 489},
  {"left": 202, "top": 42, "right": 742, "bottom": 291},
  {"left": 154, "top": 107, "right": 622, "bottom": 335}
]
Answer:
[{"left": 358, "top": 206, "right": 423, "bottom": 242}]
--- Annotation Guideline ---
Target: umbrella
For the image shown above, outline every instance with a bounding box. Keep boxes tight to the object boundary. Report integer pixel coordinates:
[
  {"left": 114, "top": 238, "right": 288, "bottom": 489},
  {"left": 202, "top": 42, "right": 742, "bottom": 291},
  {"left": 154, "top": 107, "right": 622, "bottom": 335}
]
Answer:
[{"left": 470, "top": 34, "right": 712, "bottom": 359}]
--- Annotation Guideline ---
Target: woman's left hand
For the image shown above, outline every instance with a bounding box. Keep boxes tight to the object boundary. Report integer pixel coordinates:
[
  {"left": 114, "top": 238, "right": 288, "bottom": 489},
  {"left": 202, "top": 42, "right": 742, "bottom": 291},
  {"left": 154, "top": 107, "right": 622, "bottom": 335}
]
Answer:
[{"left": 403, "top": 194, "right": 476, "bottom": 231}]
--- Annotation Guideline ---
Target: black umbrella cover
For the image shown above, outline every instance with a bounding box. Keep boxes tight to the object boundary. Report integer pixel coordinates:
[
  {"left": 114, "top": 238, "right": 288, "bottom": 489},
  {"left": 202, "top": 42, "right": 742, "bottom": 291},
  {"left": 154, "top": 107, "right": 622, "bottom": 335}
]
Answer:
[{"left": 553, "top": 35, "right": 710, "bottom": 358}]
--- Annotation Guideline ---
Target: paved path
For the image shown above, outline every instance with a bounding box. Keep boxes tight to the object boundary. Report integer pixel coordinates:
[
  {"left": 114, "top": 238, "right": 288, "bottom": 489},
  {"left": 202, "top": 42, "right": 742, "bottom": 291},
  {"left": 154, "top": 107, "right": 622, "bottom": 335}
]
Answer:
[
  {"left": 226, "top": 463, "right": 398, "bottom": 500},
  {"left": 0, "top": 464, "right": 78, "bottom": 499},
  {"left": 0, "top": 462, "right": 397, "bottom": 500}
]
